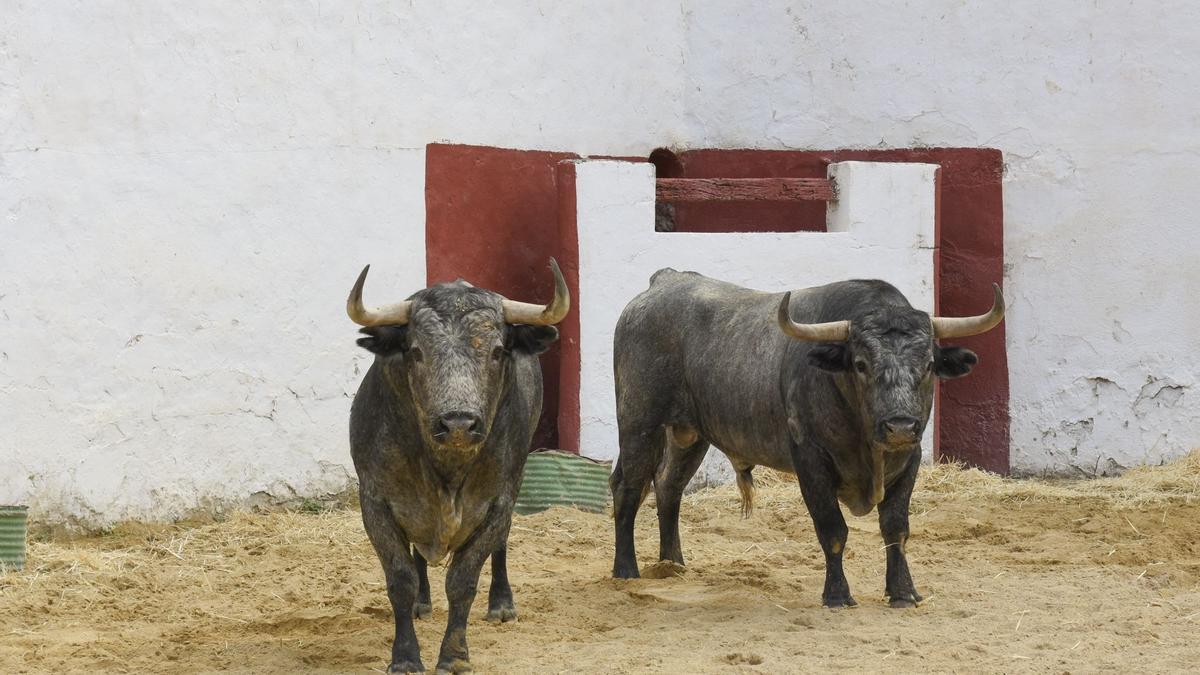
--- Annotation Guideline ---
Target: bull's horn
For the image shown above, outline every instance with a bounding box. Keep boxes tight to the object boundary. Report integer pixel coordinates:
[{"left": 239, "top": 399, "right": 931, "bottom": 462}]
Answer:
[
  {"left": 346, "top": 265, "right": 412, "bottom": 326},
  {"left": 931, "top": 283, "right": 1005, "bottom": 339},
  {"left": 776, "top": 292, "right": 850, "bottom": 342},
  {"left": 501, "top": 258, "right": 571, "bottom": 325}
]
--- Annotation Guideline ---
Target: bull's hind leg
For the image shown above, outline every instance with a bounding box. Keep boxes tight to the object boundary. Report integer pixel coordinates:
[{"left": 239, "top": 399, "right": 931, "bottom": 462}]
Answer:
[
  {"left": 654, "top": 426, "right": 709, "bottom": 565},
  {"left": 879, "top": 448, "right": 923, "bottom": 608},
  {"left": 412, "top": 548, "right": 433, "bottom": 619},
  {"left": 610, "top": 424, "right": 666, "bottom": 578},
  {"left": 485, "top": 545, "right": 517, "bottom": 623}
]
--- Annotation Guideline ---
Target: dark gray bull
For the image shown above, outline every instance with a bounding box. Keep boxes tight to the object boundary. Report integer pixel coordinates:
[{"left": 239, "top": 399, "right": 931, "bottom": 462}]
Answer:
[
  {"left": 610, "top": 270, "right": 1003, "bottom": 608},
  {"left": 347, "top": 260, "right": 568, "bottom": 673}
]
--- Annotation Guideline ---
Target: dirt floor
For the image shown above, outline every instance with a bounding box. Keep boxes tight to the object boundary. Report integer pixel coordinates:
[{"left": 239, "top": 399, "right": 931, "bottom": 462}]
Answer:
[{"left": 4, "top": 454, "right": 1200, "bottom": 674}]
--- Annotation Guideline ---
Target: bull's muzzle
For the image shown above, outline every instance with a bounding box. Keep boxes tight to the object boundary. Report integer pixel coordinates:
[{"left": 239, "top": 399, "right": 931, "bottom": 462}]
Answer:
[
  {"left": 879, "top": 416, "right": 921, "bottom": 447},
  {"left": 433, "top": 411, "right": 485, "bottom": 448}
]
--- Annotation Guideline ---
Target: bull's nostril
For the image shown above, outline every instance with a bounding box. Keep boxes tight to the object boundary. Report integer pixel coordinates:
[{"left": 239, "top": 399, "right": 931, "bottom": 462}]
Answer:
[
  {"left": 436, "top": 412, "right": 482, "bottom": 439},
  {"left": 884, "top": 416, "right": 920, "bottom": 435}
]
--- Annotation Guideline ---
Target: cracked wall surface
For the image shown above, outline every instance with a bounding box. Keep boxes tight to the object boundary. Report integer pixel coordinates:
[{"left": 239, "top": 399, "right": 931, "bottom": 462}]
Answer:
[{"left": 3, "top": 2, "right": 1198, "bottom": 524}]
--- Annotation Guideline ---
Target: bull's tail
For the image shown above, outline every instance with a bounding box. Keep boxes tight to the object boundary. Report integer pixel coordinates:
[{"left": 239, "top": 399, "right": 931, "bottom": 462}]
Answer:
[{"left": 736, "top": 467, "right": 755, "bottom": 518}]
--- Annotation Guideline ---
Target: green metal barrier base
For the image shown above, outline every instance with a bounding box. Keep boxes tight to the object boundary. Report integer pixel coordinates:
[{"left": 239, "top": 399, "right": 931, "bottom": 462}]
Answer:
[
  {"left": 515, "top": 450, "right": 611, "bottom": 516},
  {"left": 0, "top": 505, "right": 28, "bottom": 572}
]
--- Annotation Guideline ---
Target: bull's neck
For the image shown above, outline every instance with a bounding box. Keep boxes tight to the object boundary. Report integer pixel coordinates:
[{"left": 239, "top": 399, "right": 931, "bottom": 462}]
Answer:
[{"left": 803, "top": 367, "right": 870, "bottom": 453}]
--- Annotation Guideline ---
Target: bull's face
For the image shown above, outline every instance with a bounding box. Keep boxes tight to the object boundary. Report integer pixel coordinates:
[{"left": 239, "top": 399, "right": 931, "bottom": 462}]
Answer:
[
  {"left": 347, "top": 260, "right": 569, "bottom": 457},
  {"left": 806, "top": 311, "right": 977, "bottom": 449},
  {"left": 777, "top": 283, "right": 1004, "bottom": 451},
  {"left": 357, "top": 288, "right": 558, "bottom": 452}
]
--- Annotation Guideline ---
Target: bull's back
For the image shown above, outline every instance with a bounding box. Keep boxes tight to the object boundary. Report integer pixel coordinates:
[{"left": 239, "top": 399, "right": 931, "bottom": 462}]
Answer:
[{"left": 614, "top": 270, "right": 794, "bottom": 470}]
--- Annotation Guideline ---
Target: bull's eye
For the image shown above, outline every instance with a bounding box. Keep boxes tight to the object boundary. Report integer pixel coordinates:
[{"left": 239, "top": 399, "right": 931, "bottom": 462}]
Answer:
[
  {"left": 491, "top": 346, "right": 505, "bottom": 363},
  {"left": 926, "top": 360, "right": 934, "bottom": 374},
  {"left": 408, "top": 346, "right": 424, "bottom": 363},
  {"left": 854, "top": 360, "right": 868, "bottom": 374}
]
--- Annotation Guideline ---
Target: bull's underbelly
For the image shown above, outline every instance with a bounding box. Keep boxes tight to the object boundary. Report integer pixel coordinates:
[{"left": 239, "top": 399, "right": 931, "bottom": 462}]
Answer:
[
  {"left": 718, "top": 436, "right": 914, "bottom": 517},
  {"left": 719, "top": 445, "right": 794, "bottom": 474},
  {"left": 702, "top": 426, "right": 794, "bottom": 474}
]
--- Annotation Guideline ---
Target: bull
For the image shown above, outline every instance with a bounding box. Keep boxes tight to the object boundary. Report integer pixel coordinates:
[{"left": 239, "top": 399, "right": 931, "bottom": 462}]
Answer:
[
  {"left": 610, "top": 270, "right": 1003, "bottom": 608},
  {"left": 347, "top": 260, "right": 568, "bottom": 673}
]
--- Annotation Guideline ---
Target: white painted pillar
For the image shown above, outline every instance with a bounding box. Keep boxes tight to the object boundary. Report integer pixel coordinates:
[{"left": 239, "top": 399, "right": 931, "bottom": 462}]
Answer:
[{"left": 827, "top": 160, "right": 939, "bottom": 308}]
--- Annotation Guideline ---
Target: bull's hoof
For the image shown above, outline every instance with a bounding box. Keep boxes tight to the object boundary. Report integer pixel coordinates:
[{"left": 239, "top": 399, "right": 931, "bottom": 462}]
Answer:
[
  {"left": 822, "top": 594, "right": 858, "bottom": 609},
  {"left": 612, "top": 564, "right": 641, "bottom": 579},
  {"left": 485, "top": 603, "right": 518, "bottom": 623},
  {"left": 388, "top": 659, "right": 426, "bottom": 674},
  {"left": 412, "top": 602, "right": 432, "bottom": 619},
  {"left": 887, "top": 589, "right": 923, "bottom": 608},
  {"left": 435, "top": 658, "right": 472, "bottom": 674}
]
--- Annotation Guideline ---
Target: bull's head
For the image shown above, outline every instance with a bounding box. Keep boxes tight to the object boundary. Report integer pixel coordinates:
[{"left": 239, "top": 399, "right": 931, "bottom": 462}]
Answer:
[
  {"left": 347, "top": 259, "right": 569, "bottom": 457},
  {"left": 777, "top": 284, "right": 1004, "bottom": 451}
]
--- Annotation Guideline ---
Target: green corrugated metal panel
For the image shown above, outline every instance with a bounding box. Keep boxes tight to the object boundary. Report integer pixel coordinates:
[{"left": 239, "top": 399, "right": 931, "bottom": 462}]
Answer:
[
  {"left": 515, "top": 450, "right": 612, "bottom": 515},
  {"left": 0, "top": 506, "right": 28, "bottom": 572}
]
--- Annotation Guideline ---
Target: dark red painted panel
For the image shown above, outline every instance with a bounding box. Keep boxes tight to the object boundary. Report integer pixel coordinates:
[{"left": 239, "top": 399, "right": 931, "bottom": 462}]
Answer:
[
  {"left": 664, "top": 150, "right": 830, "bottom": 233},
  {"left": 425, "top": 144, "right": 578, "bottom": 451}
]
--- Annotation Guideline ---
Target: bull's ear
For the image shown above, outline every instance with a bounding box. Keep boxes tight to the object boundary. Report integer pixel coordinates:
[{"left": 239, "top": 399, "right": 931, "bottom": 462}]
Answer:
[
  {"left": 808, "top": 343, "right": 849, "bottom": 372},
  {"left": 356, "top": 326, "right": 408, "bottom": 356},
  {"left": 934, "top": 346, "right": 978, "bottom": 379},
  {"left": 508, "top": 325, "right": 559, "bottom": 355}
]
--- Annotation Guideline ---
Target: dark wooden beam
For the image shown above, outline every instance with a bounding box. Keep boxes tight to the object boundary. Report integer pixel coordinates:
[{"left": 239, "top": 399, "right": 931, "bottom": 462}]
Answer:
[{"left": 655, "top": 177, "right": 835, "bottom": 202}]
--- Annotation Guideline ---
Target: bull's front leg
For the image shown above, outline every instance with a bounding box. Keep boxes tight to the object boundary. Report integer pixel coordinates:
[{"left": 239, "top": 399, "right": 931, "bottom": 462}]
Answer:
[
  {"left": 792, "top": 445, "right": 856, "bottom": 608},
  {"left": 436, "top": 511, "right": 508, "bottom": 673},
  {"left": 360, "top": 495, "right": 425, "bottom": 673},
  {"left": 485, "top": 545, "right": 518, "bottom": 623},
  {"left": 878, "top": 448, "right": 923, "bottom": 608}
]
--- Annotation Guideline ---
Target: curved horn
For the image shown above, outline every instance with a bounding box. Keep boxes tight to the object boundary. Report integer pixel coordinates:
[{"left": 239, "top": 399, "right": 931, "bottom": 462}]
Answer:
[
  {"left": 346, "top": 265, "right": 413, "bottom": 327},
  {"left": 931, "top": 283, "right": 1005, "bottom": 339},
  {"left": 501, "top": 258, "right": 571, "bottom": 326},
  {"left": 776, "top": 292, "right": 850, "bottom": 342}
]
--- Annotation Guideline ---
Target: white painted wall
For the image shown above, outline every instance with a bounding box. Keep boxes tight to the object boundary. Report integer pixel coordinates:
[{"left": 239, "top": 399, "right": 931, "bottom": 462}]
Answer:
[
  {"left": 3, "top": 1, "right": 1196, "bottom": 524},
  {"left": 1, "top": 2, "right": 684, "bottom": 526},
  {"left": 0, "top": 146, "right": 426, "bottom": 525},
  {"left": 573, "top": 160, "right": 937, "bottom": 482}
]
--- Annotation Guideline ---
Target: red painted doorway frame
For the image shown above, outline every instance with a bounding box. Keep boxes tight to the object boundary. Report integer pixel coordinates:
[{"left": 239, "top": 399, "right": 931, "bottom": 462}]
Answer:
[{"left": 425, "top": 144, "right": 1009, "bottom": 474}]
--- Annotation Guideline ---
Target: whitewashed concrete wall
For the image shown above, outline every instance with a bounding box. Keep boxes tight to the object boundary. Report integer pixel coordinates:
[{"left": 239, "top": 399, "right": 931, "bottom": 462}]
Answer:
[
  {"left": 0, "top": 147, "right": 426, "bottom": 525},
  {"left": 573, "top": 160, "right": 937, "bottom": 482},
  {"left": 3, "top": 1, "right": 1197, "bottom": 524}
]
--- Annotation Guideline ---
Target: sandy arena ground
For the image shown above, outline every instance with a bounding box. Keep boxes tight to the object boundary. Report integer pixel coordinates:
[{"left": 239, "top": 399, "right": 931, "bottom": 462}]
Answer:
[{"left": 4, "top": 454, "right": 1200, "bottom": 674}]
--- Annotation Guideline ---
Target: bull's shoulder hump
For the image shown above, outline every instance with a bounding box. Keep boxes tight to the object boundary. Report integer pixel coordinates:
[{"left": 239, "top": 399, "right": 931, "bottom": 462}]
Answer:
[
  {"left": 810, "top": 279, "right": 911, "bottom": 305},
  {"left": 649, "top": 267, "right": 699, "bottom": 285},
  {"left": 648, "top": 269, "right": 764, "bottom": 294}
]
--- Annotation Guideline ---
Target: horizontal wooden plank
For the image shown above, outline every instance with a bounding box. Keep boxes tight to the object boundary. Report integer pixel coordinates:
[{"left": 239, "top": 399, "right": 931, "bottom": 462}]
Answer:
[{"left": 656, "top": 177, "right": 835, "bottom": 202}]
